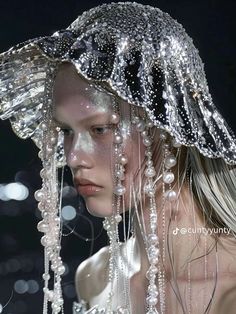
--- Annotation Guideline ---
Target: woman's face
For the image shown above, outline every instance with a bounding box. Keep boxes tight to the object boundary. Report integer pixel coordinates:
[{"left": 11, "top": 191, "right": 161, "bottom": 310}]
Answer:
[{"left": 53, "top": 64, "right": 142, "bottom": 217}]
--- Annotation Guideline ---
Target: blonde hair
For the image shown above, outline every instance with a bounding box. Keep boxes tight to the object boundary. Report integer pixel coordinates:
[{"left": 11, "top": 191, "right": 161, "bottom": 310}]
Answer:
[{"left": 187, "top": 147, "right": 236, "bottom": 234}]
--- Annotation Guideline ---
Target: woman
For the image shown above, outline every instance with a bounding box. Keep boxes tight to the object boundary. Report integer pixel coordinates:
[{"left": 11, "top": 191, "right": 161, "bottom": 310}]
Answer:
[{"left": 1, "top": 2, "right": 236, "bottom": 314}]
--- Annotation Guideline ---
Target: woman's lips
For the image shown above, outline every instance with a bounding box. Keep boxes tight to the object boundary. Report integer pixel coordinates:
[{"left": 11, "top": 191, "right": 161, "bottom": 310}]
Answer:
[
  {"left": 74, "top": 178, "right": 103, "bottom": 196},
  {"left": 76, "top": 184, "right": 103, "bottom": 196}
]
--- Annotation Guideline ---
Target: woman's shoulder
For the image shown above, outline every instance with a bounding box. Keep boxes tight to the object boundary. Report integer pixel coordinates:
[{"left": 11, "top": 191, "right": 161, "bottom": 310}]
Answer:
[{"left": 75, "top": 245, "right": 110, "bottom": 302}]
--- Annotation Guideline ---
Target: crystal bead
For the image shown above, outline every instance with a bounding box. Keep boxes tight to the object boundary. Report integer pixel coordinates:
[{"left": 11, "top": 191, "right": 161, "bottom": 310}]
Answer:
[
  {"left": 148, "top": 233, "right": 158, "bottom": 245},
  {"left": 148, "top": 246, "right": 159, "bottom": 259},
  {"left": 115, "top": 169, "right": 125, "bottom": 180},
  {"left": 147, "top": 121, "right": 154, "bottom": 128},
  {"left": 146, "top": 296, "right": 158, "bottom": 306},
  {"left": 50, "top": 136, "right": 57, "bottom": 145},
  {"left": 159, "top": 131, "right": 167, "bottom": 140},
  {"left": 172, "top": 138, "right": 182, "bottom": 148},
  {"left": 136, "top": 120, "right": 145, "bottom": 132},
  {"left": 145, "top": 167, "right": 156, "bottom": 177},
  {"left": 146, "top": 266, "right": 158, "bottom": 279},
  {"left": 147, "top": 308, "right": 159, "bottom": 314},
  {"left": 115, "top": 214, "right": 122, "bottom": 223},
  {"left": 143, "top": 137, "right": 152, "bottom": 146}
]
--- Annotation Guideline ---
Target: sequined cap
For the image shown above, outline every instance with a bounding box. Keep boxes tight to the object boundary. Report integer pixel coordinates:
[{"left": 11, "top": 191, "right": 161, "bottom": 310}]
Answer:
[{"left": 0, "top": 1, "right": 236, "bottom": 164}]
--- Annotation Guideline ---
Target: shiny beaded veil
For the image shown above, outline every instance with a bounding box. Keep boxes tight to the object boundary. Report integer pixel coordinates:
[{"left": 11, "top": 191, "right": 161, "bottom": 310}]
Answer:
[{"left": 0, "top": 2, "right": 236, "bottom": 314}]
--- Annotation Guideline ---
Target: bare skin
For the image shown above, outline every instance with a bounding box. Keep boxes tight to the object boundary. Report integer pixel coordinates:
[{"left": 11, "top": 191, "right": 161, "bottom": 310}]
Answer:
[{"left": 75, "top": 189, "right": 236, "bottom": 313}]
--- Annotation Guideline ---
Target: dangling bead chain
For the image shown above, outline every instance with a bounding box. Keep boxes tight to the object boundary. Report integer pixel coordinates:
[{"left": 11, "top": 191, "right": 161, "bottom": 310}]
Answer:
[
  {"left": 132, "top": 114, "right": 160, "bottom": 314},
  {"left": 103, "top": 108, "right": 128, "bottom": 313},
  {"left": 35, "top": 66, "right": 64, "bottom": 314}
]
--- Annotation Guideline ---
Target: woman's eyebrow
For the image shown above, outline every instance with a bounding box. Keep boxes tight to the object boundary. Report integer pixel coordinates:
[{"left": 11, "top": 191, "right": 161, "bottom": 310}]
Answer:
[
  {"left": 52, "top": 112, "right": 111, "bottom": 126},
  {"left": 52, "top": 117, "right": 67, "bottom": 126}
]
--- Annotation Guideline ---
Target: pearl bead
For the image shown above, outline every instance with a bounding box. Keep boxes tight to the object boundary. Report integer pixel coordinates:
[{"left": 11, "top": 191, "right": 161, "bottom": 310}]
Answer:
[
  {"left": 141, "top": 130, "right": 148, "bottom": 138},
  {"left": 57, "top": 265, "right": 66, "bottom": 275},
  {"left": 41, "top": 235, "right": 48, "bottom": 247},
  {"left": 34, "top": 190, "right": 45, "bottom": 201},
  {"left": 114, "top": 134, "right": 123, "bottom": 144},
  {"left": 118, "top": 154, "right": 128, "bottom": 165},
  {"left": 133, "top": 116, "right": 140, "bottom": 124},
  {"left": 145, "top": 150, "right": 152, "bottom": 157},
  {"left": 110, "top": 113, "right": 120, "bottom": 124},
  {"left": 38, "top": 202, "right": 45, "bottom": 211},
  {"left": 50, "top": 136, "right": 57, "bottom": 145},
  {"left": 165, "top": 190, "right": 177, "bottom": 202},
  {"left": 37, "top": 220, "right": 49, "bottom": 233},
  {"left": 115, "top": 214, "right": 122, "bottom": 223},
  {"left": 46, "top": 146, "right": 53, "bottom": 155},
  {"left": 145, "top": 167, "right": 156, "bottom": 178},
  {"left": 147, "top": 121, "right": 154, "bottom": 128},
  {"left": 38, "top": 151, "right": 43, "bottom": 159},
  {"left": 159, "top": 131, "right": 167, "bottom": 140},
  {"left": 143, "top": 137, "right": 152, "bottom": 147},
  {"left": 41, "top": 122, "right": 47, "bottom": 131},
  {"left": 115, "top": 170, "right": 125, "bottom": 180},
  {"left": 42, "top": 273, "right": 50, "bottom": 280},
  {"left": 136, "top": 121, "right": 145, "bottom": 132},
  {"left": 146, "top": 160, "right": 153, "bottom": 167},
  {"left": 144, "top": 184, "right": 155, "bottom": 196},
  {"left": 172, "top": 138, "right": 182, "bottom": 148},
  {"left": 114, "top": 184, "right": 126, "bottom": 196},
  {"left": 40, "top": 169, "right": 46, "bottom": 178},
  {"left": 163, "top": 143, "right": 170, "bottom": 149},
  {"left": 163, "top": 171, "right": 175, "bottom": 184},
  {"left": 164, "top": 155, "right": 177, "bottom": 169}
]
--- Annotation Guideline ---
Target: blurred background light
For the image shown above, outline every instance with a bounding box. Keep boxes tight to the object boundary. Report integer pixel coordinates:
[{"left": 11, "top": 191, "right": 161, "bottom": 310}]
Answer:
[
  {"left": 14, "top": 280, "right": 28, "bottom": 294},
  {"left": 63, "top": 284, "right": 76, "bottom": 299},
  {"left": 4, "top": 183, "right": 29, "bottom": 201},
  {"left": 27, "top": 280, "right": 39, "bottom": 294},
  {"left": 0, "top": 184, "right": 10, "bottom": 201},
  {"left": 62, "top": 185, "right": 77, "bottom": 198},
  {"left": 62, "top": 205, "right": 76, "bottom": 221}
]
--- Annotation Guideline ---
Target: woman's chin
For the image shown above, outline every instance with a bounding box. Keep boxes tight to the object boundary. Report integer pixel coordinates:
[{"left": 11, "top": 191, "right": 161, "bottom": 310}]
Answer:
[{"left": 85, "top": 199, "right": 113, "bottom": 218}]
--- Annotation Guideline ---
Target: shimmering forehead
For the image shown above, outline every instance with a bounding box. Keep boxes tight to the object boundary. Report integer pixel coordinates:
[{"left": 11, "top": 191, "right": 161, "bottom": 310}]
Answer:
[{"left": 53, "top": 63, "right": 114, "bottom": 124}]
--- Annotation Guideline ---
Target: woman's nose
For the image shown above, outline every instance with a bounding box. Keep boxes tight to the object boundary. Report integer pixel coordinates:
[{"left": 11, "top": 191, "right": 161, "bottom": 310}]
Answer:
[{"left": 65, "top": 133, "right": 94, "bottom": 169}]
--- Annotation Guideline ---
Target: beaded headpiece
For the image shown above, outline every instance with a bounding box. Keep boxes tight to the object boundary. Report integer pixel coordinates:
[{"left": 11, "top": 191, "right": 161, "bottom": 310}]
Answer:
[
  {"left": 1, "top": 2, "right": 236, "bottom": 314},
  {"left": 0, "top": 2, "right": 236, "bottom": 164}
]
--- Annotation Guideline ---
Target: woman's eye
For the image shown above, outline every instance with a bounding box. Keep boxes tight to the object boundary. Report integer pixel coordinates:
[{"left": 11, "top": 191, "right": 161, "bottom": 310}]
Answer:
[
  {"left": 92, "top": 125, "right": 113, "bottom": 135},
  {"left": 61, "top": 128, "right": 73, "bottom": 136}
]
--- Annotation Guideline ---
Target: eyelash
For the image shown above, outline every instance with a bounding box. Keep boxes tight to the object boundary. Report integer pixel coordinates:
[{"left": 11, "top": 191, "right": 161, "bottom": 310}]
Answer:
[
  {"left": 60, "top": 125, "right": 114, "bottom": 136},
  {"left": 92, "top": 125, "right": 114, "bottom": 135},
  {"left": 60, "top": 128, "right": 73, "bottom": 136}
]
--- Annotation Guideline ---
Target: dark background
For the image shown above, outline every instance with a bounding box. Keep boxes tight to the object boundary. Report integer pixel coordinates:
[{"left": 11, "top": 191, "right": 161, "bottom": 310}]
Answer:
[{"left": 0, "top": 0, "right": 235, "bottom": 313}]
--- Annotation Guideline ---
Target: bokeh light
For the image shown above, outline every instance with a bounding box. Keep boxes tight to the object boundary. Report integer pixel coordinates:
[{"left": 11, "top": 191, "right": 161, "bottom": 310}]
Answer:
[
  {"left": 61, "top": 205, "right": 76, "bottom": 221},
  {"left": 14, "top": 280, "right": 28, "bottom": 294},
  {"left": 1, "top": 183, "right": 29, "bottom": 201}
]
